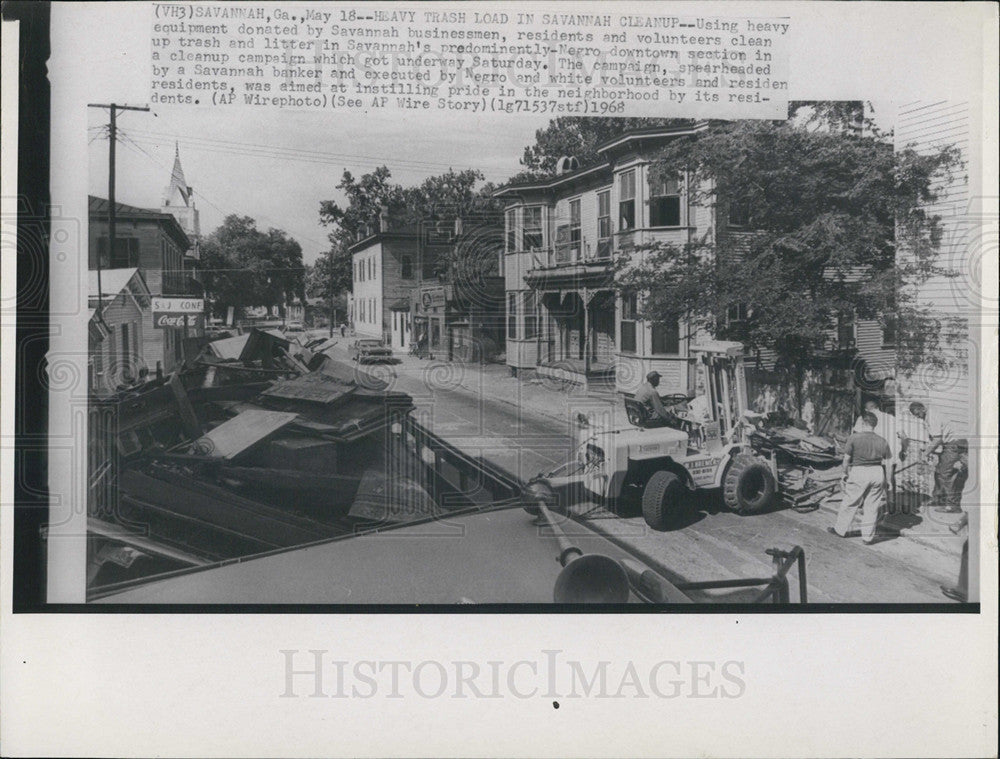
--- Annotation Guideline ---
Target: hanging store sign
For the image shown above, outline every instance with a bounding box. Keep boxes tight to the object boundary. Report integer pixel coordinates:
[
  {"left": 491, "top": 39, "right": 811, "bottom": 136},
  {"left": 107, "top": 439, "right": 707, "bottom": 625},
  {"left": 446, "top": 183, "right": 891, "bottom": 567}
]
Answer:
[
  {"left": 153, "top": 296, "right": 205, "bottom": 329},
  {"left": 152, "top": 297, "right": 204, "bottom": 313}
]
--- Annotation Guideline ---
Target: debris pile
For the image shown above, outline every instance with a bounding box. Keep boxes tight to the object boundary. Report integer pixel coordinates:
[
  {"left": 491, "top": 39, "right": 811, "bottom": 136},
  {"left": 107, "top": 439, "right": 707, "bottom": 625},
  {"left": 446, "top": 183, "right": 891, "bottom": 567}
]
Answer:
[{"left": 86, "top": 329, "right": 435, "bottom": 591}]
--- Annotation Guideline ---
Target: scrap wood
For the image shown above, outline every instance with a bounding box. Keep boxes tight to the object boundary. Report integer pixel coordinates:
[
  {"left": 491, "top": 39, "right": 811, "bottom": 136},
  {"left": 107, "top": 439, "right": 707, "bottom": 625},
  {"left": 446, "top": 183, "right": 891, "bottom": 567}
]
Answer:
[
  {"left": 168, "top": 372, "right": 202, "bottom": 440},
  {"left": 191, "top": 409, "right": 298, "bottom": 460}
]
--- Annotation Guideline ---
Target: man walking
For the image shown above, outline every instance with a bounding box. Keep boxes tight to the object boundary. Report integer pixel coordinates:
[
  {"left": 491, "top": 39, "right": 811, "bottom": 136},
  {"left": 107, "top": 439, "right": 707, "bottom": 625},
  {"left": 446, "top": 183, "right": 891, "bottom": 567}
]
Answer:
[{"left": 829, "top": 412, "right": 891, "bottom": 544}]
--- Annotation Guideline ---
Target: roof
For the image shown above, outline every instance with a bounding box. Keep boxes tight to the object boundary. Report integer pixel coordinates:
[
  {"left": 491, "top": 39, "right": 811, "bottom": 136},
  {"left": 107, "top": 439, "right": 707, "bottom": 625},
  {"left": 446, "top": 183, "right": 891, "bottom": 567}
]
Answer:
[
  {"left": 164, "top": 143, "right": 192, "bottom": 206},
  {"left": 493, "top": 122, "right": 708, "bottom": 199},
  {"left": 348, "top": 230, "right": 420, "bottom": 254},
  {"left": 89, "top": 195, "right": 191, "bottom": 249}
]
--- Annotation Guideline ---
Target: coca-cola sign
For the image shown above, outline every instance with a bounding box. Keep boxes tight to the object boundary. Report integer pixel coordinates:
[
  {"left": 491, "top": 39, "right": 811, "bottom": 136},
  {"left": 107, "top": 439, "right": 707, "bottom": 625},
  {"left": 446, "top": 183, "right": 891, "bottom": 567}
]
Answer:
[{"left": 154, "top": 313, "right": 205, "bottom": 330}]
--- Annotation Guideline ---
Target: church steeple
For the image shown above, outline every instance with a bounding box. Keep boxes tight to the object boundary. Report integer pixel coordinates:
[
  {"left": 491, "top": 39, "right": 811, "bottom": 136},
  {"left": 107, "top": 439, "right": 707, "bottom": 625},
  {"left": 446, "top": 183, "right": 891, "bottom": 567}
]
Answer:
[
  {"left": 160, "top": 142, "right": 199, "bottom": 240},
  {"left": 163, "top": 141, "right": 192, "bottom": 207}
]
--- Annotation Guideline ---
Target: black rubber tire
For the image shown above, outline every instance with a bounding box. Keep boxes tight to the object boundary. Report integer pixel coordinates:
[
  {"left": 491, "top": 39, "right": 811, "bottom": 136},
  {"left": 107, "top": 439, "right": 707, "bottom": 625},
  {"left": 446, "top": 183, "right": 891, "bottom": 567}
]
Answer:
[
  {"left": 722, "top": 453, "right": 777, "bottom": 514},
  {"left": 642, "top": 471, "right": 688, "bottom": 531}
]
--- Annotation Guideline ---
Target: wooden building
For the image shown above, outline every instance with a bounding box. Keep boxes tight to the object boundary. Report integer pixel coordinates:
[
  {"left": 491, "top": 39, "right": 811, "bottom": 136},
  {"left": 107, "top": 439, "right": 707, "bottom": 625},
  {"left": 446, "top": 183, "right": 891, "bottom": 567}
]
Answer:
[
  {"left": 88, "top": 268, "right": 152, "bottom": 397},
  {"left": 88, "top": 195, "right": 195, "bottom": 374}
]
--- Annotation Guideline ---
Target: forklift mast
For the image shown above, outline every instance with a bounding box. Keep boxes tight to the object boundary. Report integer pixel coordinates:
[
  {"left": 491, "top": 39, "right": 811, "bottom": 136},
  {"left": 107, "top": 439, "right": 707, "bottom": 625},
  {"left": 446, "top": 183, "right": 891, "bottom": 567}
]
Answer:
[{"left": 691, "top": 341, "right": 750, "bottom": 446}]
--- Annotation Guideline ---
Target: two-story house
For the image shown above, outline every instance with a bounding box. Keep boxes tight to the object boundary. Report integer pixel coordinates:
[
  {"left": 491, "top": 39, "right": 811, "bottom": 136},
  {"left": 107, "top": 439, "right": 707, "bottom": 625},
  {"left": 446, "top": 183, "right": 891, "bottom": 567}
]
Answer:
[
  {"left": 496, "top": 123, "right": 713, "bottom": 393},
  {"left": 350, "top": 214, "right": 505, "bottom": 360},
  {"left": 350, "top": 223, "right": 427, "bottom": 348},
  {"left": 498, "top": 123, "right": 898, "bottom": 413},
  {"left": 89, "top": 195, "right": 194, "bottom": 374}
]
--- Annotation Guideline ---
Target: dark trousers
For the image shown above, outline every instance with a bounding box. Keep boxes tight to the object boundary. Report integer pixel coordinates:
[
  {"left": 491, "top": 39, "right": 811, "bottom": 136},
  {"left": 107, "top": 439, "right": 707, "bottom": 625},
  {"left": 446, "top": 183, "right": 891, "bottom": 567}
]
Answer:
[{"left": 933, "top": 440, "right": 968, "bottom": 511}]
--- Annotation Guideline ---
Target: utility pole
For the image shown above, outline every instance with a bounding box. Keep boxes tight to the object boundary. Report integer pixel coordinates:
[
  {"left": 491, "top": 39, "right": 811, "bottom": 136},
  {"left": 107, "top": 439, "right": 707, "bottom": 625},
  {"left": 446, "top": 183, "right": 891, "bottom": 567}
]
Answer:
[
  {"left": 328, "top": 252, "right": 335, "bottom": 338},
  {"left": 87, "top": 103, "right": 149, "bottom": 317}
]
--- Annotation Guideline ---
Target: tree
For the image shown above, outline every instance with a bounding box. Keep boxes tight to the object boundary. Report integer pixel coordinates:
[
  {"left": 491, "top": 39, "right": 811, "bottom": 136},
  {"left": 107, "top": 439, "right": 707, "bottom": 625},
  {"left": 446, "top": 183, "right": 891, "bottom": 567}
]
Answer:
[
  {"left": 516, "top": 117, "right": 696, "bottom": 179},
  {"left": 317, "top": 167, "right": 503, "bottom": 301},
  {"left": 200, "top": 215, "right": 305, "bottom": 319},
  {"left": 618, "top": 117, "right": 962, "bottom": 411}
]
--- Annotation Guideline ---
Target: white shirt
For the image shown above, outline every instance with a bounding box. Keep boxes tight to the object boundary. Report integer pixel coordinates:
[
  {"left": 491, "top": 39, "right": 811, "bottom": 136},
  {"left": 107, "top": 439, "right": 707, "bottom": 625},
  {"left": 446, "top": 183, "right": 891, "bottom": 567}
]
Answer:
[{"left": 923, "top": 409, "right": 956, "bottom": 444}]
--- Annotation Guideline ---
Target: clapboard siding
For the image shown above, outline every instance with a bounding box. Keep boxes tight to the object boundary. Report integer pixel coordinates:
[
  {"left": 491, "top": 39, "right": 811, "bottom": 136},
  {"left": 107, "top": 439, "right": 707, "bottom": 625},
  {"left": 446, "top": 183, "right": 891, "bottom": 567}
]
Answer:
[{"left": 895, "top": 100, "right": 975, "bottom": 436}]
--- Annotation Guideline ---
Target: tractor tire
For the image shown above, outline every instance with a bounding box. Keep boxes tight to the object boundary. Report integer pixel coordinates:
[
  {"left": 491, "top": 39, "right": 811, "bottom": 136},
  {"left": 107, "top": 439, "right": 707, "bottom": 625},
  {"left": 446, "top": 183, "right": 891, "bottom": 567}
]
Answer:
[
  {"left": 642, "top": 471, "right": 689, "bottom": 531},
  {"left": 722, "top": 454, "right": 777, "bottom": 514}
]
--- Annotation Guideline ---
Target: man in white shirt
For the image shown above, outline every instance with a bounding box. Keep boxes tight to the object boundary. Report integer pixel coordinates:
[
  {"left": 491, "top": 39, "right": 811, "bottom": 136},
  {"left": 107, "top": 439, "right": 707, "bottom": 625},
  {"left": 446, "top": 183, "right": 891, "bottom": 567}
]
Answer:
[{"left": 908, "top": 401, "right": 968, "bottom": 514}]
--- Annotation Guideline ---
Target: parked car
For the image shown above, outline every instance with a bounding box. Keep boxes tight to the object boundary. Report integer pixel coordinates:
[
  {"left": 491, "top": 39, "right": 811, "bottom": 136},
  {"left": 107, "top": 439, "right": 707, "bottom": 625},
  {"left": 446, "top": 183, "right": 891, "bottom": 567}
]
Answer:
[
  {"left": 283, "top": 322, "right": 306, "bottom": 344},
  {"left": 351, "top": 338, "right": 393, "bottom": 363}
]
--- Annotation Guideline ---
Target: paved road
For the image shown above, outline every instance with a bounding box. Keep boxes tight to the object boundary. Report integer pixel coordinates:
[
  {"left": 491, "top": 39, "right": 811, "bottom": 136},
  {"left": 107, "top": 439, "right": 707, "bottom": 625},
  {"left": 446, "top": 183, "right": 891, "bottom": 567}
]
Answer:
[{"left": 326, "top": 340, "right": 960, "bottom": 604}]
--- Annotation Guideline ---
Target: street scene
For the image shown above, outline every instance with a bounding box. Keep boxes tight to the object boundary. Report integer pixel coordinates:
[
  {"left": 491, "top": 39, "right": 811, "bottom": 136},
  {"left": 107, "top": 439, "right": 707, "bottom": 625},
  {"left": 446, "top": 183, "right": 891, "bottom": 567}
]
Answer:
[{"left": 83, "top": 104, "right": 979, "bottom": 605}]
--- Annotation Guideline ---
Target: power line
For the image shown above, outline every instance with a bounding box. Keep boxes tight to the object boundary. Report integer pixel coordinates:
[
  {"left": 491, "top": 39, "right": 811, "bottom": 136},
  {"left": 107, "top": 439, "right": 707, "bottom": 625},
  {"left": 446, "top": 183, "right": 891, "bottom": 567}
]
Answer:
[
  {"left": 123, "top": 126, "right": 513, "bottom": 174},
  {"left": 116, "top": 133, "right": 331, "bottom": 250}
]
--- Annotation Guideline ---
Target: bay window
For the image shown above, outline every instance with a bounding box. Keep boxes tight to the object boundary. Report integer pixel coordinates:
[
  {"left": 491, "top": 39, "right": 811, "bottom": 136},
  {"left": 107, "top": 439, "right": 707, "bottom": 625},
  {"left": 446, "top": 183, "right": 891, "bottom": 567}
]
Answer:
[
  {"left": 649, "top": 174, "right": 682, "bottom": 227},
  {"left": 597, "top": 190, "right": 612, "bottom": 258}
]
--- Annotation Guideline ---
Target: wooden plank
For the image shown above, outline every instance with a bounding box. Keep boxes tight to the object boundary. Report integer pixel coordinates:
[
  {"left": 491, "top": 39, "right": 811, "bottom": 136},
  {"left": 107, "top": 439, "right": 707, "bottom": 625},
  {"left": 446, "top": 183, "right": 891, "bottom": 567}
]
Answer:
[
  {"left": 262, "top": 371, "right": 355, "bottom": 405},
  {"left": 169, "top": 372, "right": 202, "bottom": 440},
  {"left": 192, "top": 409, "right": 298, "bottom": 460}
]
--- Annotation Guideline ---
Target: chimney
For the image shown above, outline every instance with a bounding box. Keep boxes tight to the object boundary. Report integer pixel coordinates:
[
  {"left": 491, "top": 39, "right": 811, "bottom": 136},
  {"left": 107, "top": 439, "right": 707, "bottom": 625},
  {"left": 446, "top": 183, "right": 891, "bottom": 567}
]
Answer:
[{"left": 379, "top": 205, "right": 389, "bottom": 232}]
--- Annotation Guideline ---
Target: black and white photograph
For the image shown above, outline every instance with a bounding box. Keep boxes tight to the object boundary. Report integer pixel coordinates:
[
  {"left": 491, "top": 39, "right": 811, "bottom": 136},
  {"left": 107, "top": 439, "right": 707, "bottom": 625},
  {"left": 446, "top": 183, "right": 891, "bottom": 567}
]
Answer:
[
  {"left": 75, "top": 101, "right": 981, "bottom": 606},
  {"left": 2, "top": 1, "right": 997, "bottom": 756}
]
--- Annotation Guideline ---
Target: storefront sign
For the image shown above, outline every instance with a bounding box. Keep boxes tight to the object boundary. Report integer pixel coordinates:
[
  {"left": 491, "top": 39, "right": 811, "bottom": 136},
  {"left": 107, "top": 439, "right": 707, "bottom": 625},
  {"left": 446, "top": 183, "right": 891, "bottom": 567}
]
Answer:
[
  {"left": 416, "top": 286, "right": 447, "bottom": 313},
  {"left": 152, "top": 297, "right": 204, "bottom": 313},
  {"left": 153, "top": 297, "right": 205, "bottom": 330}
]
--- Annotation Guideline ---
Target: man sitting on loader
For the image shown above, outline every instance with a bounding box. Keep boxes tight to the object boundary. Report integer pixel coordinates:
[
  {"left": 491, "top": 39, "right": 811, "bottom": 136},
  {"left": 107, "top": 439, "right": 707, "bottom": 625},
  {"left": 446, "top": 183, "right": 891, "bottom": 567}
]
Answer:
[{"left": 633, "top": 371, "right": 687, "bottom": 429}]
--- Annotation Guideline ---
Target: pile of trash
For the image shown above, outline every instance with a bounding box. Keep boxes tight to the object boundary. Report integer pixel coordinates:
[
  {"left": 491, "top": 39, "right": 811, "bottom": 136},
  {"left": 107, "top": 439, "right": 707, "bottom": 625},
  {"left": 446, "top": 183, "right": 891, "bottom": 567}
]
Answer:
[{"left": 87, "top": 329, "right": 436, "bottom": 591}]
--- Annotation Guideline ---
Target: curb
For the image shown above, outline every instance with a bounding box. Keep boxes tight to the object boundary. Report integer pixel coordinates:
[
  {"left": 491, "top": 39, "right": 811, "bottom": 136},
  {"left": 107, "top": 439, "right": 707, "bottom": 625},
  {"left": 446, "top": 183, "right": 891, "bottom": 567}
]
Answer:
[{"left": 812, "top": 496, "right": 963, "bottom": 557}]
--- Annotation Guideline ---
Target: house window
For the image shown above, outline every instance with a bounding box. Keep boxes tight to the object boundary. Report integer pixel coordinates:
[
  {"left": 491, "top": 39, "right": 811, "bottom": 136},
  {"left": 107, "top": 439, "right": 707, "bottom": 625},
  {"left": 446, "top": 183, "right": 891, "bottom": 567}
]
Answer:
[
  {"left": 881, "top": 314, "right": 897, "bottom": 348},
  {"left": 727, "top": 303, "right": 748, "bottom": 325},
  {"left": 651, "top": 318, "right": 681, "bottom": 355},
  {"left": 649, "top": 174, "right": 682, "bottom": 227},
  {"left": 98, "top": 237, "right": 140, "bottom": 268},
  {"left": 507, "top": 292, "right": 518, "bottom": 340},
  {"left": 422, "top": 250, "right": 436, "bottom": 280},
  {"left": 523, "top": 206, "right": 543, "bottom": 250},
  {"left": 524, "top": 291, "right": 538, "bottom": 340},
  {"left": 569, "top": 199, "right": 581, "bottom": 258},
  {"left": 728, "top": 197, "right": 751, "bottom": 227},
  {"left": 618, "top": 170, "right": 636, "bottom": 230},
  {"left": 597, "top": 190, "right": 612, "bottom": 258},
  {"left": 368, "top": 257, "right": 374, "bottom": 280},
  {"left": 620, "top": 292, "right": 637, "bottom": 353},
  {"left": 506, "top": 208, "right": 518, "bottom": 252},
  {"left": 120, "top": 323, "right": 132, "bottom": 379},
  {"left": 401, "top": 255, "right": 413, "bottom": 279}
]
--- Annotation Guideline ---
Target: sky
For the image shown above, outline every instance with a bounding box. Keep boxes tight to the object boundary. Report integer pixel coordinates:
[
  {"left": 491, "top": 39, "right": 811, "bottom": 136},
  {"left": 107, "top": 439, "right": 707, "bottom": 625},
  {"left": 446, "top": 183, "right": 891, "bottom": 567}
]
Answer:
[{"left": 88, "top": 107, "right": 552, "bottom": 265}]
